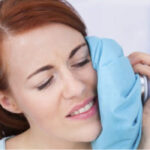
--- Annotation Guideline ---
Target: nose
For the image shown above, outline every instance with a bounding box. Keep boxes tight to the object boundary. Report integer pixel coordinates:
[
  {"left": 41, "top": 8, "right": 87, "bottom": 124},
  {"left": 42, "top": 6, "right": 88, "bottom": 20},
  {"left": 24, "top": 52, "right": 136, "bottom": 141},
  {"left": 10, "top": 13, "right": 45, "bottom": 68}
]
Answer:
[{"left": 61, "top": 69, "right": 85, "bottom": 100}]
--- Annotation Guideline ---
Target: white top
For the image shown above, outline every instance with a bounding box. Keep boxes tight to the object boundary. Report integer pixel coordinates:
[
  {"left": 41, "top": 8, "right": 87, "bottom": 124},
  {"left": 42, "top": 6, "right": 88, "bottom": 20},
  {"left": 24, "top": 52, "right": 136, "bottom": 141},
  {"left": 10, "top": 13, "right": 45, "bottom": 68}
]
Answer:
[{"left": 0, "top": 136, "right": 12, "bottom": 150}]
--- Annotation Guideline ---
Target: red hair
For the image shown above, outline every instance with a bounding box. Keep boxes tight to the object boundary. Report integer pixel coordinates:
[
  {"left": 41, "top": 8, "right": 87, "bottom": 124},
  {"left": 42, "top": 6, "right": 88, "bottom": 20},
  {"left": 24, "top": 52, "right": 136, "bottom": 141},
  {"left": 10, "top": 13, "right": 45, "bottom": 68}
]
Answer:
[{"left": 0, "top": 0, "right": 87, "bottom": 138}]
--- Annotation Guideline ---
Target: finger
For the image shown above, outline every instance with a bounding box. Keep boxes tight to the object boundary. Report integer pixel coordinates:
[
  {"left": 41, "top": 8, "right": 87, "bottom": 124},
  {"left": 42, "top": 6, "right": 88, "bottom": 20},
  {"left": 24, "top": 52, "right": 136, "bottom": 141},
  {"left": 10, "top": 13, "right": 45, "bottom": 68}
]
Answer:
[
  {"left": 128, "top": 52, "right": 150, "bottom": 66},
  {"left": 132, "top": 63, "right": 150, "bottom": 79}
]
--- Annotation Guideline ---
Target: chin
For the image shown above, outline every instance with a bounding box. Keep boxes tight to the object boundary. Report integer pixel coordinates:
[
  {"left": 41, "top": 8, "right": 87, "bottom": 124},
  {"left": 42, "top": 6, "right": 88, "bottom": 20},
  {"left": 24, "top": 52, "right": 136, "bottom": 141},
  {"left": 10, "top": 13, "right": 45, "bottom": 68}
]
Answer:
[
  {"left": 81, "top": 123, "right": 102, "bottom": 142},
  {"left": 82, "top": 116, "right": 102, "bottom": 142},
  {"left": 69, "top": 120, "right": 102, "bottom": 142}
]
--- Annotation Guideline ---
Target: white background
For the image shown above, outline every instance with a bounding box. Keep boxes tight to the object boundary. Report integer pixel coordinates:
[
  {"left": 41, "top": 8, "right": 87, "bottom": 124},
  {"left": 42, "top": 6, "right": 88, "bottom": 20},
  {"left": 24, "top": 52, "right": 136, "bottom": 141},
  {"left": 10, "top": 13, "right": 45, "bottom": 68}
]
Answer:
[{"left": 68, "top": 0, "right": 150, "bottom": 56}]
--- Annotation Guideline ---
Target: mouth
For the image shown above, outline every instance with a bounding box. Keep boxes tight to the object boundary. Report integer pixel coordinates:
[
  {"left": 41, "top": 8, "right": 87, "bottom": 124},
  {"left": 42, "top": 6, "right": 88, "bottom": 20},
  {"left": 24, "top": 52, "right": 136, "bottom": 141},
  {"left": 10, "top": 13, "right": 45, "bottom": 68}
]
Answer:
[{"left": 66, "top": 96, "right": 98, "bottom": 120}]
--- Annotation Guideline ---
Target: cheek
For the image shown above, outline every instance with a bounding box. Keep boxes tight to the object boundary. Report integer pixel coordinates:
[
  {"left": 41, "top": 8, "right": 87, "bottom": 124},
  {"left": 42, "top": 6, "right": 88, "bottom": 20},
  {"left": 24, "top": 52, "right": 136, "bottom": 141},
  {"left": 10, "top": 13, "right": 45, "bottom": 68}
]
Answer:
[
  {"left": 88, "top": 65, "right": 97, "bottom": 87},
  {"left": 13, "top": 88, "right": 61, "bottom": 126}
]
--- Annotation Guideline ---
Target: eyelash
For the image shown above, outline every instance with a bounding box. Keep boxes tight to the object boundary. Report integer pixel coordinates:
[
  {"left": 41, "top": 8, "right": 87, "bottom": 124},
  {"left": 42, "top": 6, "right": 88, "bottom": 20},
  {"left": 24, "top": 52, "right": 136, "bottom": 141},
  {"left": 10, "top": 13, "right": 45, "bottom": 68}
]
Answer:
[
  {"left": 37, "top": 59, "right": 90, "bottom": 90},
  {"left": 37, "top": 76, "right": 54, "bottom": 90},
  {"left": 72, "top": 59, "right": 90, "bottom": 67}
]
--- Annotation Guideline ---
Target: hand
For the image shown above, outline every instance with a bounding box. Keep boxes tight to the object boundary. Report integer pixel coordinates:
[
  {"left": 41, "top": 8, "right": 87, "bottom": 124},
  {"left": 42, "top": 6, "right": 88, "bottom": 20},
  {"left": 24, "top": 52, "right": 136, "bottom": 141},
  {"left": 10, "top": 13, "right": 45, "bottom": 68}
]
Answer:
[
  {"left": 128, "top": 52, "right": 150, "bottom": 149},
  {"left": 128, "top": 52, "right": 150, "bottom": 78}
]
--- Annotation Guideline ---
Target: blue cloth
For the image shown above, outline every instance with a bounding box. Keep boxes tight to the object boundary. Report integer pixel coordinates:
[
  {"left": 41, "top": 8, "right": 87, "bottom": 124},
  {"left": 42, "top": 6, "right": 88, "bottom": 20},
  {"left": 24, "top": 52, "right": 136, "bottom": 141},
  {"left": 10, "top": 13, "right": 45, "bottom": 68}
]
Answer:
[{"left": 85, "top": 36, "right": 143, "bottom": 149}]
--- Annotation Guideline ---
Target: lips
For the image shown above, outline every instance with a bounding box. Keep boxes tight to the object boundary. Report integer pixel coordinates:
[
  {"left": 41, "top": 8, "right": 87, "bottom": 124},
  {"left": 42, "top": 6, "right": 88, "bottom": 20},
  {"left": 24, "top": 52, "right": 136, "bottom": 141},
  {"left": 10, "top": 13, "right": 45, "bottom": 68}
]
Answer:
[{"left": 66, "top": 96, "right": 97, "bottom": 117}]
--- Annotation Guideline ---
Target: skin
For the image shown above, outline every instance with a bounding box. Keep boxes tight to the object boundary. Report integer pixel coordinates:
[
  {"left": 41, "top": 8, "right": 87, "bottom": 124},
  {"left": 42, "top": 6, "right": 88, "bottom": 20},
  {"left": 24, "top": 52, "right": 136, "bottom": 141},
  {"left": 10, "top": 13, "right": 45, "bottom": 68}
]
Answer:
[
  {"left": 0, "top": 24, "right": 101, "bottom": 149},
  {"left": 128, "top": 52, "right": 150, "bottom": 79}
]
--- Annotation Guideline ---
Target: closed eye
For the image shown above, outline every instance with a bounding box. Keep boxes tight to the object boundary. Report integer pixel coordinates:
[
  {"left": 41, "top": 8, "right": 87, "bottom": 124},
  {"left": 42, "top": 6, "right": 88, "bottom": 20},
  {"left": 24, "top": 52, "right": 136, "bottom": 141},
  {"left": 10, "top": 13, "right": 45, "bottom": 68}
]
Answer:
[
  {"left": 72, "top": 59, "right": 90, "bottom": 67},
  {"left": 37, "top": 76, "right": 54, "bottom": 90},
  {"left": 37, "top": 59, "right": 90, "bottom": 91}
]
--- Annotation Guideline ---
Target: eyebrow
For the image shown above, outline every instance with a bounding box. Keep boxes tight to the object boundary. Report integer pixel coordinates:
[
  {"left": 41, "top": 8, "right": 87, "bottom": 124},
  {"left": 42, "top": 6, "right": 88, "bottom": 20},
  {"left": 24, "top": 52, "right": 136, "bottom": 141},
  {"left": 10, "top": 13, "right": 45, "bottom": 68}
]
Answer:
[
  {"left": 69, "top": 43, "right": 86, "bottom": 59},
  {"left": 27, "top": 42, "right": 86, "bottom": 80}
]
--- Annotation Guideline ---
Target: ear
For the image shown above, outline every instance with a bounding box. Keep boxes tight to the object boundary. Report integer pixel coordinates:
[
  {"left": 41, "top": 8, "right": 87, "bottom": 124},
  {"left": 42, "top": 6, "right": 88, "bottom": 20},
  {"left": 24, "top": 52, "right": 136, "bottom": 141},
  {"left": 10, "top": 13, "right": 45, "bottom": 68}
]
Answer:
[{"left": 0, "top": 91, "right": 22, "bottom": 114}]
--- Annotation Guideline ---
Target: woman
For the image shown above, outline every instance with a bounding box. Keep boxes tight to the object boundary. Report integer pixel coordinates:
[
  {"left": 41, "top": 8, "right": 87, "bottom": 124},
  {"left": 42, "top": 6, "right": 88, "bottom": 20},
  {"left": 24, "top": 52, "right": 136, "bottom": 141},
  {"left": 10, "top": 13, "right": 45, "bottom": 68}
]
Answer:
[
  {"left": 0, "top": 0, "right": 100, "bottom": 149},
  {"left": 0, "top": 0, "right": 149, "bottom": 149}
]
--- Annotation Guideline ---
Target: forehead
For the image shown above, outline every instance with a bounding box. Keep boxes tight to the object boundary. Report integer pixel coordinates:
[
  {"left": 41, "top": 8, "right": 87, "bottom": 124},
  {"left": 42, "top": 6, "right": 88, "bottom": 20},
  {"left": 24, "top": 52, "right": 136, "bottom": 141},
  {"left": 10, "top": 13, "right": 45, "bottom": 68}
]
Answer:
[{"left": 2, "top": 24, "right": 85, "bottom": 77}]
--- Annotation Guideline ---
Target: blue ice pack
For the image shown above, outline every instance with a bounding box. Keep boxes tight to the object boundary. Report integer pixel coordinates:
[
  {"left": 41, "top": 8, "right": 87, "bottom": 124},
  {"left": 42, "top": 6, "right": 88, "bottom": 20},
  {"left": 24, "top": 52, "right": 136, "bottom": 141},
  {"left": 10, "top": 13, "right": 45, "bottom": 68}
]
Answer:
[{"left": 86, "top": 36, "right": 143, "bottom": 149}]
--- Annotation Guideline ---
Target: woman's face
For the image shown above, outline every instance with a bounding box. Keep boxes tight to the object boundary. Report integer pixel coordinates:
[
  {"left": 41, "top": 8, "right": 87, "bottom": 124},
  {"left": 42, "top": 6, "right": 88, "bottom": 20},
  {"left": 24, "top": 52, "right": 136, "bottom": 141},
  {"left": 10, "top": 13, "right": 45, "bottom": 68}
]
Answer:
[{"left": 2, "top": 24, "right": 101, "bottom": 142}]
